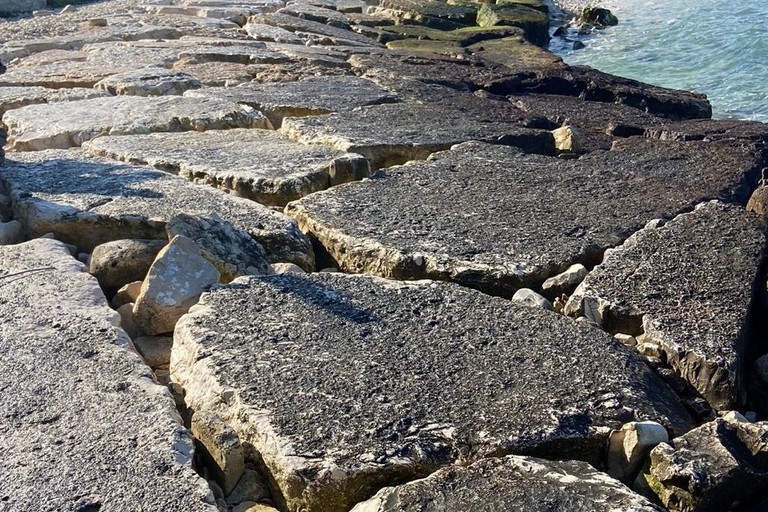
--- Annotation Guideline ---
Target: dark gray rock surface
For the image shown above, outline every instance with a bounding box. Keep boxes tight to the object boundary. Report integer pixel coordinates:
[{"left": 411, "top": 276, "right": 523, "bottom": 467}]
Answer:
[
  {"left": 0, "top": 238, "right": 216, "bottom": 512},
  {"left": 564, "top": 201, "right": 766, "bottom": 410},
  {"left": 352, "top": 455, "right": 662, "bottom": 512},
  {"left": 83, "top": 129, "right": 370, "bottom": 206},
  {"left": 249, "top": 12, "right": 379, "bottom": 45},
  {"left": 286, "top": 139, "right": 762, "bottom": 297},
  {"left": 0, "top": 150, "right": 314, "bottom": 269},
  {"left": 172, "top": 272, "right": 692, "bottom": 512}
]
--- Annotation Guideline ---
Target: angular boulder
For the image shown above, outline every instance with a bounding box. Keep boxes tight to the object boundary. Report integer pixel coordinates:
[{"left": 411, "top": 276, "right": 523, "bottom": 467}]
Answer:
[
  {"left": 475, "top": 4, "right": 549, "bottom": 46},
  {"left": 89, "top": 238, "right": 167, "bottom": 290},
  {"left": 172, "top": 272, "right": 693, "bottom": 512},
  {"left": 565, "top": 201, "right": 766, "bottom": 409}
]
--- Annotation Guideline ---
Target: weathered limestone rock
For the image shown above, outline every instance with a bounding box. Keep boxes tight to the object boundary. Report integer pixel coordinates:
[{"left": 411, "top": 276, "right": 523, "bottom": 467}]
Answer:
[
  {"left": 375, "top": 0, "right": 476, "bottom": 30},
  {"left": 643, "top": 418, "right": 768, "bottom": 511},
  {"left": 244, "top": 21, "right": 303, "bottom": 43},
  {"left": 281, "top": 100, "right": 555, "bottom": 169},
  {"left": 248, "top": 12, "right": 378, "bottom": 45},
  {"left": 476, "top": 3, "right": 548, "bottom": 46},
  {"left": 270, "top": 262, "right": 306, "bottom": 274},
  {"left": 112, "top": 280, "right": 143, "bottom": 309},
  {"left": 352, "top": 455, "right": 662, "bottom": 512},
  {"left": 511, "top": 288, "right": 553, "bottom": 311},
  {"left": 94, "top": 67, "right": 203, "bottom": 96},
  {"left": 747, "top": 186, "right": 768, "bottom": 217},
  {"left": 184, "top": 75, "right": 396, "bottom": 128},
  {"left": 117, "top": 302, "right": 146, "bottom": 340},
  {"left": 166, "top": 213, "right": 270, "bottom": 282},
  {"left": 376, "top": 24, "right": 523, "bottom": 45},
  {"left": 0, "top": 86, "right": 107, "bottom": 118},
  {"left": 0, "top": 238, "right": 215, "bottom": 511},
  {"left": 84, "top": 129, "right": 370, "bottom": 206},
  {"left": 172, "top": 273, "right": 692, "bottom": 512},
  {"left": 4, "top": 95, "right": 270, "bottom": 151},
  {"left": 291, "top": 0, "right": 368, "bottom": 13},
  {"left": 132, "top": 335, "right": 174, "bottom": 368},
  {"left": 565, "top": 201, "right": 766, "bottom": 409},
  {"left": 89, "top": 238, "right": 167, "bottom": 289},
  {"left": 191, "top": 410, "right": 246, "bottom": 495},
  {"left": 1, "top": 150, "right": 314, "bottom": 269},
  {"left": 286, "top": 139, "right": 761, "bottom": 297},
  {"left": 541, "top": 263, "right": 588, "bottom": 298},
  {"left": 552, "top": 124, "right": 583, "bottom": 154},
  {"left": 278, "top": 3, "right": 352, "bottom": 26},
  {"left": 644, "top": 118, "right": 768, "bottom": 143},
  {"left": 0, "top": 220, "right": 24, "bottom": 245},
  {"left": 607, "top": 421, "right": 669, "bottom": 483},
  {"left": 134, "top": 235, "right": 220, "bottom": 335}
]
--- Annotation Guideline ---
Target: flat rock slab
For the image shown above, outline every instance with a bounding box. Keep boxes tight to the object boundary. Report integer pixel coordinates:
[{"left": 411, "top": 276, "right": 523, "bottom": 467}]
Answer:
[
  {"left": 0, "top": 150, "right": 314, "bottom": 269},
  {"left": 564, "top": 201, "right": 766, "bottom": 410},
  {"left": 172, "top": 273, "right": 692, "bottom": 512},
  {"left": 280, "top": 99, "right": 554, "bottom": 169},
  {"left": 248, "top": 12, "right": 378, "bottom": 46},
  {"left": 286, "top": 139, "right": 761, "bottom": 297},
  {"left": 83, "top": 129, "right": 369, "bottom": 206},
  {"left": 0, "top": 86, "right": 108, "bottom": 117},
  {"left": 0, "top": 238, "right": 215, "bottom": 511},
  {"left": 184, "top": 75, "right": 397, "bottom": 128},
  {"left": 94, "top": 67, "right": 203, "bottom": 96},
  {"left": 4, "top": 94, "right": 270, "bottom": 151},
  {"left": 353, "top": 455, "right": 662, "bottom": 512}
]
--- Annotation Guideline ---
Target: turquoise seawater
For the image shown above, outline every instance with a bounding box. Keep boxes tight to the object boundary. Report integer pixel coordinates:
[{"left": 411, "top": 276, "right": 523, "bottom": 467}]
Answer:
[{"left": 552, "top": 1, "right": 768, "bottom": 122}]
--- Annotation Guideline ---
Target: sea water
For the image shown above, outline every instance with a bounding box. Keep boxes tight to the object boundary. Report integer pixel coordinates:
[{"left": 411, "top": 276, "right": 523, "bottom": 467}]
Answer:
[{"left": 551, "top": 0, "right": 768, "bottom": 122}]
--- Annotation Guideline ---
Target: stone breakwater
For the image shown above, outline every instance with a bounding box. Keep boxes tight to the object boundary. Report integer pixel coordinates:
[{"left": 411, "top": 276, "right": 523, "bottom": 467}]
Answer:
[{"left": 1, "top": 1, "right": 768, "bottom": 511}]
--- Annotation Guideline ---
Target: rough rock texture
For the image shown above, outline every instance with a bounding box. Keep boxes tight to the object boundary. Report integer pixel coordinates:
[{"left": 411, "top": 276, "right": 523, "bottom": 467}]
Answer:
[
  {"left": 132, "top": 335, "right": 174, "bottom": 368},
  {"left": 352, "top": 455, "right": 662, "bottom": 512},
  {"left": 94, "top": 67, "right": 203, "bottom": 96},
  {"left": 134, "top": 235, "right": 220, "bottom": 335},
  {"left": 0, "top": 150, "right": 314, "bottom": 269},
  {"left": 184, "top": 75, "right": 397, "bottom": 128},
  {"left": 172, "top": 272, "right": 692, "bottom": 512},
  {"left": 565, "top": 201, "right": 766, "bottom": 409},
  {"left": 0, "top": 0, "right": 46, "bottom": 16},
  {"left": 286, "top": 139, "right": 761, "bottom": 297},
  {"left": 83, "top": 129, "right": 371, "bottom": 206},
  {"left": 0, "top": 86, "right": 108, "bottom": 117},
  {"left": 4, "top": 94, "right": 270, "bottom": 151},
  {"left": 643, "top": 417, "right": 768, "bottom": 512},
  {"left": 0, "top": 238, "right": 215, "bottom": 511},
  {"left": 89, "top": 238, "right": 167, "bottom": 289},
  {"left": 166, "top": 213, "right": 271, "bottom": 282}
]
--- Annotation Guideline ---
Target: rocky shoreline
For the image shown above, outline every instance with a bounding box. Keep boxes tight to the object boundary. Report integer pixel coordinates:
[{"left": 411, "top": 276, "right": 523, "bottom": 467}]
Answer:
[{"left": 1, "top": 1, "right": 768, "bottom": 512}]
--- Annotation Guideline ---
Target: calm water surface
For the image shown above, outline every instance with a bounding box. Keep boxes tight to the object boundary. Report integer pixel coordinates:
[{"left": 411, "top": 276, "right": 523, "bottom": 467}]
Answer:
[{"left": 553, "top": 0, "right": 768, "bottom": 122}]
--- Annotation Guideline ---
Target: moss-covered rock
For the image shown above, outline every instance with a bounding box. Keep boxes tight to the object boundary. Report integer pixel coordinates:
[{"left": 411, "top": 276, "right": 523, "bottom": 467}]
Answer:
[
  {"left": 378, "top": 0, "right": 477, "bottom": 30},
  {"left": 496, "top": 0, "right": 549, "bottom": 15},
  {"left": 385, "top": 38, "right": 468, "bottom": 56},
  {"left": 377, "top": 24, "right": 523, "bottom": 45},
  {"left": 578, "top": 7, "right": 618, "bottom": 27},
  {"left": 476, "top": 3, "right": 549, "bottom": 46},
  {"left": 468, "top": 35, "right": 563, "bottom": 71}
]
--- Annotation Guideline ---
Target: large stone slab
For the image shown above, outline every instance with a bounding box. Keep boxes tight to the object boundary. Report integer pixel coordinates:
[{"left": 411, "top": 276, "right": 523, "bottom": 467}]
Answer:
[
  {"left": 0, "top": 238, "right": 215, "bottom": 511},
  {"left": 564, "top": 201, "right": 766, "bottom": 410},
  {"left": 0, "top": 150, "right": 314, "bottom": 269},
  {"left": 4, "top": 95, "right": 270, "bottom": 151},
  {"left": 286, "top": 139, "right": 761, "bottom": 297},
  {"left": 173, "top": 272, "right": 692, "bottom": 512},
  {"left": 353, "top": 455, "right": 662, "bottom": 512},
  {"left": 184, "top": 75, "right": 397, "bottom": 128},
  {"left": 375, "top": 0, "right": 477, "bottom": 30},
  {"left": 247, "top": 12, "right": 379, "bottom": 46},
  {"left": 83, "top": 129, "right": 370, "bottom": 206},
  {"left": 0, "top": 85, "right": 107, "bottom": 118},
  {"left": 280, "top": 96, "right": 555, "bottom": 169}
]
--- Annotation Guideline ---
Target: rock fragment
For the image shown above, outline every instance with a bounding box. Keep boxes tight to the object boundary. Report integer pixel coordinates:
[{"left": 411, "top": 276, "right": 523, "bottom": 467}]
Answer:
[
  {"left": 132, "top": 335, "right": 174, "bottom": 368},
  {"left": 541, "top": 263, "right": 588, "bottom": 298},
  {"left": 172, "top": 273, "right": 692, "bottom": 512},
  {"left": 191, "top": 410, "right": 246, "bottom": 495},
  {"left": 511, "top": 288, "right": 553, "bottom": 311},
  {"left": 94, "top": 67, "right": 203, "bottom": 96},
  {"left": 607, "top": 421, "right": 669, "bottom": 483},
  {"left": 352, "top": 455, "right": 662, "bottom": 512},
  {"left": 565, "top": 201, "right": 766, "bottom": 409},
  {"left": 134, "top": 235, "right": 220, "bottom": 335},
  {"left": 89, "top": 238, "right": 167, "bottom": 290}
]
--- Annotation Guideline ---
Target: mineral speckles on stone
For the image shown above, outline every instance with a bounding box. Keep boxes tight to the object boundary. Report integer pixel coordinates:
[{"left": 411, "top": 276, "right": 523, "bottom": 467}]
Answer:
[
  {"left": 565, "top": 201, "right": 766, "bottom": 409},
  {"left": 83, "top": 128, "right": 371, "bottom": 206},
  {"left": 352, "top": 455, "right": 662, "bottom": 512},
  {"left": 172, "top": 272, "right": 692, "bottom": 512},
  {"left": 0, "top": 238, "right": 215, "bottom": 511},
  {"left": 286, "top": 139, "right": 761, "bottom": 297},
  {"left": 4, "top": 94, "right": 270, "bottom": 151}
]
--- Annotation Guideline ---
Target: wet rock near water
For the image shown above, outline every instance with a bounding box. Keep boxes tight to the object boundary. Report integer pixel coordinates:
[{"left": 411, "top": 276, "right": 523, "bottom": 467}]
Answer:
[{"left": 173, "top": 272, "right": 692, "bottom": 512}]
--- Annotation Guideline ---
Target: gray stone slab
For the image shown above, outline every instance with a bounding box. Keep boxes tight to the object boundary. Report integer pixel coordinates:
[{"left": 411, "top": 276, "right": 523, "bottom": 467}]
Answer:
[
  {"left": 244, "top": 22, "right": 304, "bottom": 44},
  {"left": 285, "top": 139, "right": 761, "bottom": 297},
  {"left": 184, "top": 75, "right": 396, "bottom": 127},
  {"left": 279, "top": 3, "right": 353, "bottom": 26},
  {"left": 4, "top": 95, "right": 270, "bottom": 151},
  {"left": 0, "top": 85, "right": 107, "bottom": 117},
  {"left": 266, "top": 41, "right": 352, "bottom": 67},
  {"left": 0, "top": 238, "right": 216, "bottom": 512},
  {"left": 280, "top": 98, "right": 554, "bottom": 169},
  {"left": 172, "top": 272, "right": 692, "bottom": 512},
  {"left": 248, "top": 12, "right": 378, "bottom": 45},
  {"left": 83, "top": 129, "right": 370, "bottom": 206},
  {"left": 0, "top": 149, "right": 314, "bottom": 269},
  {"left": 94, "top": 67, "right": 203, "bottom": 96},
  {"left": 564, "top": 201, "right": 766, "bottom": 410},
  {"left": 353, "top": 455, "right": 662, "bottom": 512},
  {"left": 375, "top": 0, "right": 477, "bottom": 30}
]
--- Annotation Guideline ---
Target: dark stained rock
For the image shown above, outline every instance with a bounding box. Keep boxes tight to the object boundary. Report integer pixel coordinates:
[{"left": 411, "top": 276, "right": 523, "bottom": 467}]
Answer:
[
  {"left": 286, "top": 139, "right": 762, "bottom": 297},
  {"left": 577, "top": 7, "right": 618, "bottom": 27},
  {"left": 466, "top": 35, "right": 564, "bottom": 73},
  {"left": 353, "top": 455, "right": 662, "bottom": 512},
  {"left": 642, "top": 417, "right": 768, "bottom": 512},
  {"left": 644, "top": 117, "right": 768, "bottom": 143},
  {"left": 248, "top": 12, "right": 379, "bottom": 46},
  {"left": 0, "top": 150, "right": 315, "bottom": 270},
  {"left": 564, "top": 201, "right": 766, "bottom": 410},
  {"left": 83, "top": 129, "right": 371, "bottom": 206},
  {"left": 279, "top": 3, "right": 353, "bottom": 27},
  {"left": 0, "top": 238, "right": 216, "bottom": 512},
  {"left": 172, "top": 272, "right": 692, "bottom": 512},
  {"left": 475, "top": 4, "right": 549, "bottom": 47},
  {"left": 89, "top": 238, "right": 167, "bottom": 290},
  {"left": 376, "top": 0, "right": 477, "bottom": 30},
  {"left": 375, "top": 24, "right": 524, "bottom": 46}
]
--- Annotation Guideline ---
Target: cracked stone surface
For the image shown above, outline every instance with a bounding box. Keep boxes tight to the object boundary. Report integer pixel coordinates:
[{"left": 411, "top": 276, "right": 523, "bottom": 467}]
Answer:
[
  {"left": 0, "top": 86, "right": 108, "bottom": 117},
  {"left": 83, "top": 129, "right": 370, "bottom": 206},
  {"left": 172, "top": 272, "right": 692, "bottom": 512},
  {"left": 0, "top": 149, "right": 314, "bottom": 269},
  {"left": 4, "top": 94, "right": 270, "bottom": 151},
  {"left": 94, "top": 67, "right": 203, "bottom": 96},
  {"left": 564, "top": 201, "right": 766, "bottom": 410},
  {"left": 0, "top": 238, "right": 216, "bottom": 512},
  {"left": 352, "top": 455, "right": 662, "bottom": 512},
  {"left": 286, "top": 138, "right": 762, "bottom": 297}
]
